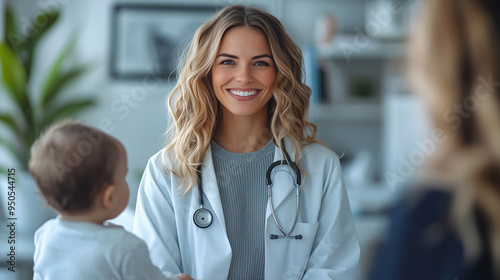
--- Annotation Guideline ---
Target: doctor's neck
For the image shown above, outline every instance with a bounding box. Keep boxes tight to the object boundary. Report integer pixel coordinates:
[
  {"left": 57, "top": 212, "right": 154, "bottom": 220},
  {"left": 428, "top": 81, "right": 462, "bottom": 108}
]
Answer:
[{"left": 214, "top": 110, "right": 272, "bottom": 154}]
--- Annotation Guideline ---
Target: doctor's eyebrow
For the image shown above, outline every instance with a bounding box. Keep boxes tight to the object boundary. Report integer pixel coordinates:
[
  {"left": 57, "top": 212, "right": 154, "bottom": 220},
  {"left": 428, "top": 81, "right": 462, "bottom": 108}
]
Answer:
[{"left": 216, "top": 53, "right": 273, "bottom": 60}]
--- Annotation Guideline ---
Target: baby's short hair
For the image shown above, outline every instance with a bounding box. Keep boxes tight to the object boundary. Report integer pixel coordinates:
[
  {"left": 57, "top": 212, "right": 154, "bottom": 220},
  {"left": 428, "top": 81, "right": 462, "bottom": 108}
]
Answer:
[{"left": 29, "top": 120, "right": 119, "bottom": 214}]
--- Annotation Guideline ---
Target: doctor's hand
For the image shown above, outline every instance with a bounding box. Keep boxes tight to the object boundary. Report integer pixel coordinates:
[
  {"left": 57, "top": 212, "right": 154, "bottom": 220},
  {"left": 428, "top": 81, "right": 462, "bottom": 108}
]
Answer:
[{"left": 176, "top": 273, "right": 194, "bottom": 280}]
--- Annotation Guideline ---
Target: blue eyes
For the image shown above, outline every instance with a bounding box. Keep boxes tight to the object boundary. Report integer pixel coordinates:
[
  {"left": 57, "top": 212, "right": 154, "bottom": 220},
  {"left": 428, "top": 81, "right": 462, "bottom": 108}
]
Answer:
[{"left": 219, "top": 60, "right": 270, "bottom": 66}]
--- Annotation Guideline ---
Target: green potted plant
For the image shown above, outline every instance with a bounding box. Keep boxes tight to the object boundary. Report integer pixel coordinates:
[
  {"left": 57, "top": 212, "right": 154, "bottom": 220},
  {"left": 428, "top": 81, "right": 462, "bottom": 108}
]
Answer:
[
  {"left": 0, "top": 5, "right": 95, "bottom": 236},
  {"left": 0, "top": 6, "right": 95, "bottom": 172}
]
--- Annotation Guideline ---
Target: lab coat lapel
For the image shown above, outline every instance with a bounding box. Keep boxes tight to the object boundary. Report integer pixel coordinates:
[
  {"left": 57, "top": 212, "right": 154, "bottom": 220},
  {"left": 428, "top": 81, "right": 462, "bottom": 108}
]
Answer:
[
  {"left": 200, "top": 147, "right": 227, "bottom": 233},
  {"left": 265, "top": 137, "right": 297, "bottom": 220}
]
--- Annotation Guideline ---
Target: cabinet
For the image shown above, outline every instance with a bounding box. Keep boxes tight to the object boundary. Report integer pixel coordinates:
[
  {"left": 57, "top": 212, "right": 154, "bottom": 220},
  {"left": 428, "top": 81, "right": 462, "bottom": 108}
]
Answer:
[{"left": 281, "top": 0, "right": 415, "bottom": 184}]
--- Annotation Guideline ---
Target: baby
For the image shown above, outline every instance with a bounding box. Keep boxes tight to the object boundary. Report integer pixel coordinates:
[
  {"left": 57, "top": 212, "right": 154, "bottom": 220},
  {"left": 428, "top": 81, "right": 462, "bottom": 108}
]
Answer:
[{"left": 29, "top": 120, "right": 192, "bottom": 280}]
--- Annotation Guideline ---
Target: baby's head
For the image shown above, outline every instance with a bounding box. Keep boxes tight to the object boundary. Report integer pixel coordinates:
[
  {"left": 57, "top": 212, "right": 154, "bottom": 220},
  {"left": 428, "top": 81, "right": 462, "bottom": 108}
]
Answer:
[{"left": 29, "top": 120, "right": 129, "bottom": 221}]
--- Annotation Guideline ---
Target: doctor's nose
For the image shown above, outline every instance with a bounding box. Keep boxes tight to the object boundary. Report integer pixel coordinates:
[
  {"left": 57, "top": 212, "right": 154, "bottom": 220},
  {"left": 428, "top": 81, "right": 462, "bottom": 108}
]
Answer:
[{"left": 235, "top": 66, "right": 253, "bottom": 83}]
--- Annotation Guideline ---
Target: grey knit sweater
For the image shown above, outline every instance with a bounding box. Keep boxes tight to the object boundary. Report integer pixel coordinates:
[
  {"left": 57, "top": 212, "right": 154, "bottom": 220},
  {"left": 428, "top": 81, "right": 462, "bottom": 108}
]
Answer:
[{"left": 211, "top": 140, "right": 274, "bottom": 280}]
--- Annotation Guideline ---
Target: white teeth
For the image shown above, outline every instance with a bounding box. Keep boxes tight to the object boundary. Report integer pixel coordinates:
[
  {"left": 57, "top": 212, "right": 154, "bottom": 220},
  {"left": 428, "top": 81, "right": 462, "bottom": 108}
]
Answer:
[{"left": 229, "top": 90, "right": 258, "bottom": 97}]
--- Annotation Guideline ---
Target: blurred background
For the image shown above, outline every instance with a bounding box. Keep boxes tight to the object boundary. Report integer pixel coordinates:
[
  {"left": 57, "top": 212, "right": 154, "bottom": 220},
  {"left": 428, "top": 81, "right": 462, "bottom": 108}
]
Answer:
[{"left": 0, "top": 0, "right": 430, "bottom": 279}]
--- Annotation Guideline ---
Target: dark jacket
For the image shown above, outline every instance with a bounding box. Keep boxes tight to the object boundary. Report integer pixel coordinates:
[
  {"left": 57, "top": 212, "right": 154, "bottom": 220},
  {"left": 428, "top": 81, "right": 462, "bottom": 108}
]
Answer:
[{"left": 368, "top": 188, "right": 494, "bottom": 280}]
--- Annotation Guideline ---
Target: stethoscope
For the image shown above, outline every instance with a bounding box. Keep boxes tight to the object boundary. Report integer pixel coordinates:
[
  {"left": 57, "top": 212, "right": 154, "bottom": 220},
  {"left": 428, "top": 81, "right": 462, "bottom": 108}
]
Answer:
[{"left": 193, "top": 139, "right": 303, "bottom": 240}]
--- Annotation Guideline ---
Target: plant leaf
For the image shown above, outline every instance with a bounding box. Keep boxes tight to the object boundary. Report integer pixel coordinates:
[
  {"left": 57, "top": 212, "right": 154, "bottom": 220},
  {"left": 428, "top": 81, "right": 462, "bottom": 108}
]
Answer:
[
  {"left": 41, "top": 99, "right": 95, "bottom": 131},
  {"left": 0, "top": 114, "right": 21, "bottom": 137},
  {"left": 0, "top": 134, "right": 24, "bottom": 168},
  {"left": 24, "top": 10, "right": 60, "bottom": 77},
  {"left": 0, "top": 42, "right": 27, "bottom": 104},
  {"left": 39, "top": 32, "right": 77, "bottom": 101},
  {"left": 0, "top": 42, "right": 33, "bottom": 132},
  {"left": 45, "top": 66, "right": 89, "bottom": 107},
  {"left": 4, "top": 6, "right": 19, "bottom": 51},
  {"left": 41, "top": 60, "right": 88, "bottom": 108},
  {"left": 0, "top": 167, "right": 7, "bottom": 177}
]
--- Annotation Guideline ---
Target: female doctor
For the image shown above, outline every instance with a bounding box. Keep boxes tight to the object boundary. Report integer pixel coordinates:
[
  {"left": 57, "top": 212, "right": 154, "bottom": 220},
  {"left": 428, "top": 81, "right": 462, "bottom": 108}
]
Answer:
[{"left": 133, "top": 5, "right": 360, "bottom": 280}]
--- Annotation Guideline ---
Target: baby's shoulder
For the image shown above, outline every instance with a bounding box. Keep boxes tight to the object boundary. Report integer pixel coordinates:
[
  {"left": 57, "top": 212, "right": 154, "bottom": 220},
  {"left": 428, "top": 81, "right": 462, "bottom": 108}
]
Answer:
[
  {"left": 103, "top": 224, "right": 147, "bottom": 251},
  {"left": 34, "top": 218, "right": 57, "bottom": 243}
]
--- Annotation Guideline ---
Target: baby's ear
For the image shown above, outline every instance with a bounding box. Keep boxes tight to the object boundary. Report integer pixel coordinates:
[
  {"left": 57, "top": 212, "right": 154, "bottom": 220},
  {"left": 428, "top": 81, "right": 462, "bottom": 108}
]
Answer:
[{"left": 100, "top": 184, "right": 116, "bottom": 209}]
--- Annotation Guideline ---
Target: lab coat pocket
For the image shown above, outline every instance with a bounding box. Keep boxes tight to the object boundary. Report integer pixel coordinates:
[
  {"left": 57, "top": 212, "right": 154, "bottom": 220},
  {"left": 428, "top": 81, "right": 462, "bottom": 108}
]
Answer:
[
  {"left": 266, "top": 222, "right": 319, "bottom": 280},
  {"left": 287, "top": 222, "right": 319, "bottom": 280}
]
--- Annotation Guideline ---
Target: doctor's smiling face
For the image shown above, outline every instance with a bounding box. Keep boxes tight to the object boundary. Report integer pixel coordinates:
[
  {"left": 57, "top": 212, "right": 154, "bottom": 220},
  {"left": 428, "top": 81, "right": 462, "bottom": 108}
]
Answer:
[{"left": 211, "top": 26, "right": 276, "bottom": 119}]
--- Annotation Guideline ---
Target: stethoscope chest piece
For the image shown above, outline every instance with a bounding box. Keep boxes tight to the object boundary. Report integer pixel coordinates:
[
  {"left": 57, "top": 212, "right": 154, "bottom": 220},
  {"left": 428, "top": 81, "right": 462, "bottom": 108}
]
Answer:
[
  {"left": 194, "top": 165, "right": 213, "bottom": 229},
  {"left": 193, "top": 208, "right": 213, "bottom": 228}
]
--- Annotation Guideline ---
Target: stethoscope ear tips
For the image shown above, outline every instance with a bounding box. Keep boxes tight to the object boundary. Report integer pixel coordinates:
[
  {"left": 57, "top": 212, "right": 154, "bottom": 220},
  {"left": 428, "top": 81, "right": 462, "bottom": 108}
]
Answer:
[{"left": 194, "top": 208, "right": 213, "bottom": 228}]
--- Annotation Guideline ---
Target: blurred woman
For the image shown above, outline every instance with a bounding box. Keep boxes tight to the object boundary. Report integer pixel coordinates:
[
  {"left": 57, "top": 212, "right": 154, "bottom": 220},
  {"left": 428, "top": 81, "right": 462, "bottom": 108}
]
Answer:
[{"left": 369, "top": 0, "right": 500, "bottom": 279}]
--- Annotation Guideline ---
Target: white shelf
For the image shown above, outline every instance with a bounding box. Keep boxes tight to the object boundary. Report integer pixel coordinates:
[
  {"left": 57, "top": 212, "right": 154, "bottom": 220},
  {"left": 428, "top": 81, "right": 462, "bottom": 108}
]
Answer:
[
  {"left": 309, "top": 103, "right": 381, "bottom": 122},
  {"left": 317, "top": 36, "right": 407, "bottom": 60}
]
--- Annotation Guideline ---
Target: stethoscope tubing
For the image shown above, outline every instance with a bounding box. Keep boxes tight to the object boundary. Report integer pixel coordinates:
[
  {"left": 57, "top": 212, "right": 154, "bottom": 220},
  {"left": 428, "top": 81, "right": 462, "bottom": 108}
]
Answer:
[{"left": 268, "top": 183, "right": 301, "bottom": 238}]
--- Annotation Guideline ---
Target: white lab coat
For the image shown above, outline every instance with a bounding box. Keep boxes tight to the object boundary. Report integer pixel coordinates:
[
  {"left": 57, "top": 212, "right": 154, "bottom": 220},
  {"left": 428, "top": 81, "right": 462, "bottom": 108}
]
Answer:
[{"left": 133, "top": 137, "right": 361, "bottom": 280}]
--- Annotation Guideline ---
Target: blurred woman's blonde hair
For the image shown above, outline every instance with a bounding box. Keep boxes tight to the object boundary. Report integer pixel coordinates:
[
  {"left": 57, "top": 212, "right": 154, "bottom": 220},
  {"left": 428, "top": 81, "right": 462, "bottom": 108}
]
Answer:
[
  {"left": 411, "top": 0, "right": 500, "bottom": 273},
  {"left": 163, "top": 5, "right": 322, "bottom": 192}
]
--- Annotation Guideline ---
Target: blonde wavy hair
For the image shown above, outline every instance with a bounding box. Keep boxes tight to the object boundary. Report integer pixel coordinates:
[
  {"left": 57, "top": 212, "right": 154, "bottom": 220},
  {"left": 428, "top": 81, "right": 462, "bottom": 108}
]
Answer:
[
  {"left": 163, "top": 5, "right": 322, "bottom": 192},
  {"left": 411, "top": 0, "right": 500, "bottom": 273}
]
